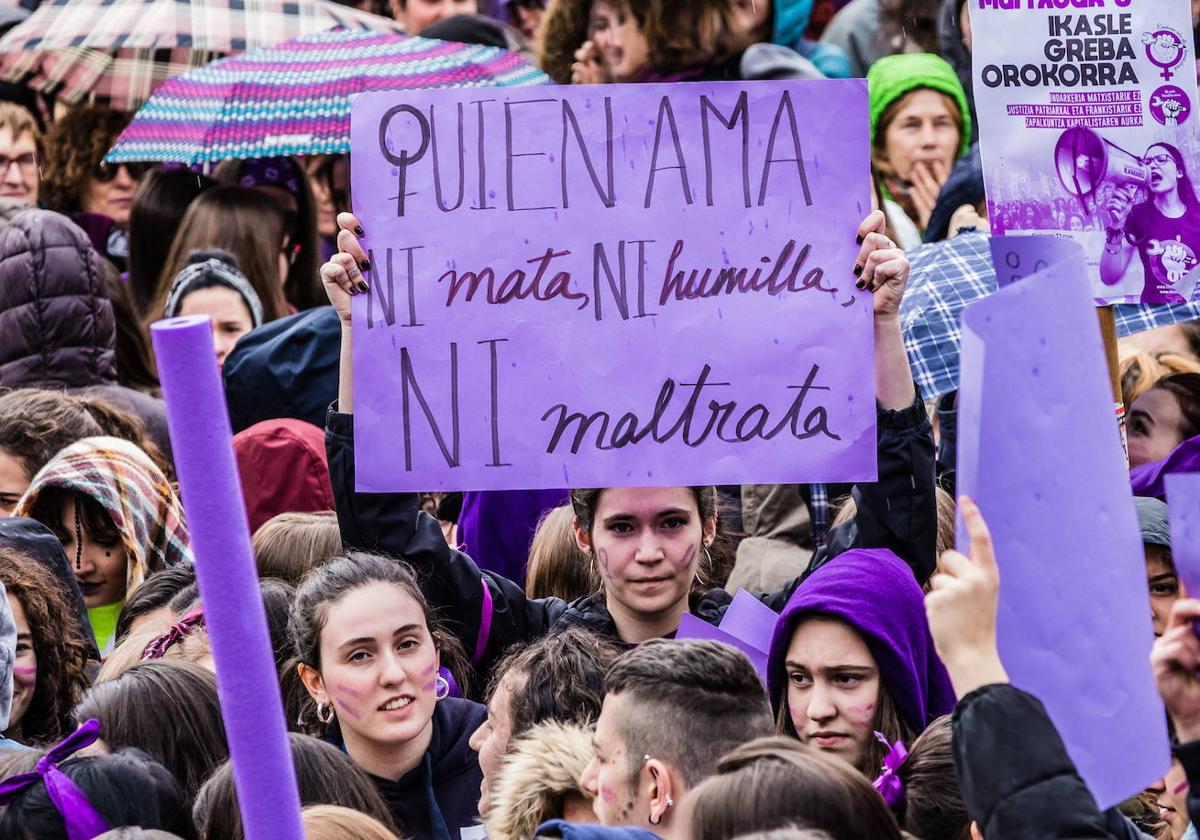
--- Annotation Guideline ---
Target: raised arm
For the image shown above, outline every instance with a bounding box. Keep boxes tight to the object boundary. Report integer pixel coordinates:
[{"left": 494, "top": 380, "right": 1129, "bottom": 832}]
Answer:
[
  {"left": 784, "top": 214, "right": 937, "bottom": 596},
  {"left": 930, "top": 502, "right": 1136, "bottom": 840},
  {"left": 319, "top": 213, "right": 564, "bottom": 687}
]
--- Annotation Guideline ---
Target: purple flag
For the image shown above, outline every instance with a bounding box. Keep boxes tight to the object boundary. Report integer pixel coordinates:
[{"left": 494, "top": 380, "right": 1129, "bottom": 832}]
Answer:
[
  {"left": 348, "top": 81, "right": 876, "bottom": 492},
  {"left": 988, "top": 234, "right": 1086, "bottom": 289},
  {"left": 957, "top": 253, "right": 1169, "bottom": 808}
]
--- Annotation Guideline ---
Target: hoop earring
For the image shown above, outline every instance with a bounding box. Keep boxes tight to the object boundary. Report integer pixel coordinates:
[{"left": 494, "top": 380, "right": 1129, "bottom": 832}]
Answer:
[
  {"left": 694, "top": 545, "right": 713, "bottom": 589},
  {"left": 316, "top": 702, "right": 335, "bottom": 725},
  {"left": 435, "top": 675, "right": 450, "bottom": 700}
]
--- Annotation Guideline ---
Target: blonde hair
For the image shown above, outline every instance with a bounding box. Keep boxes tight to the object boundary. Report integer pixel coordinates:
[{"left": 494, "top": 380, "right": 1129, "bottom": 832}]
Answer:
[
  {"left": 0, "top": 102, "right": 40, "bottom": 148},
  {"left": 525, "top": 504, "right": 599, "bottom": 601},
  {"left": 97, "top": 627, "right": 214, "bottom": 682},
  {"left": 302, "top": 805, "right": 401, "bottom": 840},
  {"left": 252, "top": 511, "right": 342, "bottom": 585},
  {"left": 1120, "top": 351, "right": 1200, "bottom": 414}
]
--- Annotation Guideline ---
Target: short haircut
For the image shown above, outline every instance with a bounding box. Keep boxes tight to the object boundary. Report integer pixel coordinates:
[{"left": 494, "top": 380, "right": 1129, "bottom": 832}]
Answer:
[
  {"left": 490, "top": 627, "right": 621, "bottom": 739},
  {"left": 604, "top": 639, "right": 773, "bottom": 788},
  {"left": 0, "top": 102, "right": 40, "bottom": 147}
]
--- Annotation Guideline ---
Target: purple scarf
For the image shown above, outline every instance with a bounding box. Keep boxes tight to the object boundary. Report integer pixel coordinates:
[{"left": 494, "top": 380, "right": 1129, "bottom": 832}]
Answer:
[
  {"left": 1130, "top": 433, "right": 1200, "bottom": 500},
  {"left": 0, "top": 719, "right": 109, "bottom": 840},
  {"left": 766, "top": 548, "right": 956, "bottom": 735}
]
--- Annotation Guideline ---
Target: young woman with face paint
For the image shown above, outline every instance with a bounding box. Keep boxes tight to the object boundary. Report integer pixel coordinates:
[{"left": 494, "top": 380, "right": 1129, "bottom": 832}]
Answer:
[
  {"left": 289, "top": 552, "right": 484, "bottom": 840},
  {"left": 765, "top": 547, "right": 956, "bottom": 777},
  {"left": 16, "top": 437, "right": 192, "bottom": 656},
  {"left": 0, "top": 545, "right": 91, "bottom": 746},
  {"left": 318, "top": 209, "right": 937, "bottom": 688}
]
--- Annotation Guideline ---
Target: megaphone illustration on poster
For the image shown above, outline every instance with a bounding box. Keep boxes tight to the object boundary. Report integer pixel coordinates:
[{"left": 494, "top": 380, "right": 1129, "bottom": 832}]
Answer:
[{"left": 1054, "top": 126, "right": 1149, "bottom": 207}]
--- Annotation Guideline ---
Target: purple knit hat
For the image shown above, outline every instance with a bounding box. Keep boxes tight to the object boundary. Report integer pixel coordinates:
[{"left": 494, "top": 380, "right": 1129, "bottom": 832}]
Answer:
[{"left": 766, "top": 548, "right": 956, "bottom": 734}]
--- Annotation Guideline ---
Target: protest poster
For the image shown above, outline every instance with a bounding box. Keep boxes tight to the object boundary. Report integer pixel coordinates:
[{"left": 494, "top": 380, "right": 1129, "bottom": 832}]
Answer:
[
  {"left": 957, "top": 252, "right": 1170, "bottom": 808},
  {"left": 970, "top": 0, "right": 1200, "bottom": 304},
  {"left": 348, "top": 81, "right": 876, "bottom": 492}
]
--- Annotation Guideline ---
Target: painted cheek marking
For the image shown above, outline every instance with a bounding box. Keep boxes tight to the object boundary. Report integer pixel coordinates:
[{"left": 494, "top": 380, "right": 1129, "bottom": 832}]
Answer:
[
  {"left": 675, "top": 544, "right": 696, "bottom": 572},
  {"left": 334, "top": 698, "right": 362, "bottom": 720},
  {"left": 421, "top": 664, "right": 437, "bottom": 676},
  {"left": 423, "top": 681, "right": 437, "bottom": 694},
  {"left": 600, "top": 786, "right": 617, "bottom": 803},
  {"left": 12, "top": 668, "right": 36, "bottom": 677},
  {"left": 846, "top": 703, "right": 875, "bottom": 725},
  {"left": 336, "top": 684, "right": 363, "bottom": 700},
  {"left": 598, "top": 548, "right": 614, "bottom": 580}
]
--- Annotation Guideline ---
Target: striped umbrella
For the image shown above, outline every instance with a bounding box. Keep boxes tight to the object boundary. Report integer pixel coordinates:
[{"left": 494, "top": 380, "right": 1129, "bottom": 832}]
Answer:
[
  {"left": 0, "top": 0, "right": 404, "bottom": 110},
  {"left": 107, "top": 28, "right": 549, "bottom": 163}
]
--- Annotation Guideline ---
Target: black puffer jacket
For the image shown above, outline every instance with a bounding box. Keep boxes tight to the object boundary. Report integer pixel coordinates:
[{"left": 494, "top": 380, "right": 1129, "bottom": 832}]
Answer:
[
  {"left": 953, "top": 684, "right": 1153, "bottom": 840},
  {"left": 0, "top": 209, "right": 170, "bottom": 457}
]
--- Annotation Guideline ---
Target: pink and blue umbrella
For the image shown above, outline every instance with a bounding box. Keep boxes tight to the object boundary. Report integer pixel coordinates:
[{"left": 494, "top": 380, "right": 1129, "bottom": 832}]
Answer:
[{"left": 106, "top": 28, "right": 549, "bottom": 164}]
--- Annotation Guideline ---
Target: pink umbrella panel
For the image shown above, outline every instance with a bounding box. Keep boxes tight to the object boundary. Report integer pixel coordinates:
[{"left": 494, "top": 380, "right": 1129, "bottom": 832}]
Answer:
[{"left": 107, "top": 28, "right": 550, "bottom": 164}]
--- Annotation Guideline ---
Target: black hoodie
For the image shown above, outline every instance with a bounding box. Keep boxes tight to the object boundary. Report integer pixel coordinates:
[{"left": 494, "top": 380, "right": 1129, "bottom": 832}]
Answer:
[
  {"left": 327, "top": 697, "right": 485, "bottom": 840},
  {"left": 0, "top": 517, "right": 98, "bottom": 659}
]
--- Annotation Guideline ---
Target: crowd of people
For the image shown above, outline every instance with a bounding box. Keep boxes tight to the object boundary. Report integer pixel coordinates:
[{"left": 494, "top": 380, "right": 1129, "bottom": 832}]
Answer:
[{"left": 0, "top": 0, "right": 1196, "bottom": 838}]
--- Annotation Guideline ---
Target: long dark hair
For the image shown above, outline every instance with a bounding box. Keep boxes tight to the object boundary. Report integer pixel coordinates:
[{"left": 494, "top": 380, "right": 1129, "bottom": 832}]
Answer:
[
  {"left": 1148, "top": 143, "right": 1200, "bottom": 210},
  {"left": 0, "top": 748, "right": 197, "bottom": 839},
  {"left": 288, "top": 552, "right": 469, "bottom": 730},
  {"left": 193, "top": 733, "right": 397, "bottom": 840},
  {"left": 74, "top": 661, "right": 229, "bottom": 800},
  {"left": 212, "top": 157, "right": 324, "bottom": 312},
  {"left": 0, "top": 546, "right": 91, "bottom": 744},
  {"left": 127, "top": 168, "right": 217, "bottom": 317}
]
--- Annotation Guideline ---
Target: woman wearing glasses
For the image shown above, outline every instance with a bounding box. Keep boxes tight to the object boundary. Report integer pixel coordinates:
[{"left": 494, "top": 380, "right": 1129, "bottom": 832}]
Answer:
[
  {"left": 1101, "top": 142, "right": 1200, "bottom": 302},
  {"left": 40, "top": 105, "right": 151, "bottom": 272},
  {"left": 0, "top": 103, "right": 39, "bottom": 206}
]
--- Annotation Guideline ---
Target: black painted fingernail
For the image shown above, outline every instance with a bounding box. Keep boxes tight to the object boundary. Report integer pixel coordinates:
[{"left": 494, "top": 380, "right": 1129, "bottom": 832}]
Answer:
[
  {"left": 359, "top": 259, "right": 371, "bottom": 272},
  {"left": 853, "top": 265, "right": 863, "bottom": 277},
  {"left": 855, "top": 280, "right": 865, "bottom": 290},
  {"left": 354, "top": 225, "right": 365, "bottom": 237},
  {"left": 358, "top": 281, "right": 369, "bottom": 293},
  {"left": 856, "top": 234, "right": 864, "bottom": 245}
]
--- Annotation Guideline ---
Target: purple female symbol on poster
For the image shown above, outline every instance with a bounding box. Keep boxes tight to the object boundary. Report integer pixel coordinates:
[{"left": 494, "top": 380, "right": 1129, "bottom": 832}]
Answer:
[{"left": 1142, "top": 28, "right": 1188, "bottom": 81}]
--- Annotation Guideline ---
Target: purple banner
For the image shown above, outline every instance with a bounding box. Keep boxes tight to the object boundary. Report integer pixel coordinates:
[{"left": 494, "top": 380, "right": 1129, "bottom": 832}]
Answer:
[
  {"left": 348, "top": 81, "right": 875, "bottom": 492},
  {"left": 957, "top": 254, "right": 1169, "bottom": 808}
]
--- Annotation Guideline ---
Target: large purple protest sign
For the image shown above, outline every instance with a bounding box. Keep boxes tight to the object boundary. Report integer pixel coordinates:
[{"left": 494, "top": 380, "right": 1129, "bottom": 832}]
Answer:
[
  {"left": 957, "top": 254, "right": 1169, "bottom": 808},
  {"left": 1166, "top": 473, "right": 1200, "bottom": 600},
  {"left": 349, "top": 81, "right": 875, "bottom": 492},
  {"left": 988, "top": 233, "right": 1085, "bottom": 288},
  {"left": 970, "top": 0, "right": 1200, "bottom": 304}
]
